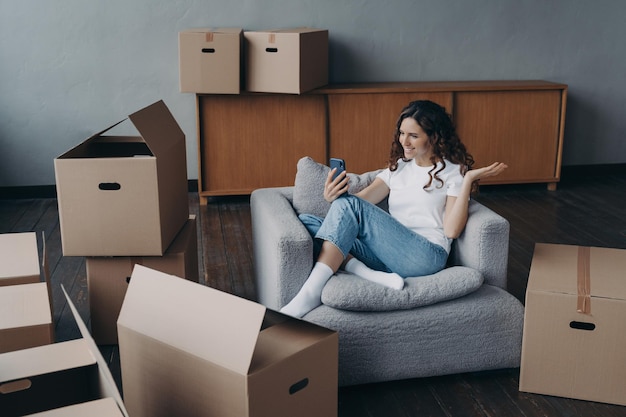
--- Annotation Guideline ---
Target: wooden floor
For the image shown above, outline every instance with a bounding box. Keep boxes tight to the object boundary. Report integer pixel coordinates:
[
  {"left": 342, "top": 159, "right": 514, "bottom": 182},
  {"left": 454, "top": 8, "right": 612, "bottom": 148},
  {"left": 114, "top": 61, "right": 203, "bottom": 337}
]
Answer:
[{"left": 1, "top": 166, "right": 626, "bottom": 416}]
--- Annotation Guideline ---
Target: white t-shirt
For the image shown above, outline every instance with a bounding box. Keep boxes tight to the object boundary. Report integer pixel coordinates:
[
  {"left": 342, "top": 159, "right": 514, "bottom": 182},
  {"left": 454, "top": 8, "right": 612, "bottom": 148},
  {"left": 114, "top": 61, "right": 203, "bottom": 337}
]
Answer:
[{"left": 376, "top": 159, "right": 464, "bottom": 253}]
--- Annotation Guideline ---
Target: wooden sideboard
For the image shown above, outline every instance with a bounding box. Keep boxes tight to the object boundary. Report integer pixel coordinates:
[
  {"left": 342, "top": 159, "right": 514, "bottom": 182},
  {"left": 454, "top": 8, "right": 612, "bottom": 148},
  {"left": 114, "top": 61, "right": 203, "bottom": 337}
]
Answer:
[{"left": 196, "top": 80, "right": 567, "bottom": 203}]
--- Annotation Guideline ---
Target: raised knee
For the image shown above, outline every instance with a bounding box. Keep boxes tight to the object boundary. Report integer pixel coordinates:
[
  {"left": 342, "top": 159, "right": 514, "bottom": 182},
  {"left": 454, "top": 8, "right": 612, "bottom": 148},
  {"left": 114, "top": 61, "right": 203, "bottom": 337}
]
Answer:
[{"left": 331, "top": 194, "right": 360, "bottom": 209}]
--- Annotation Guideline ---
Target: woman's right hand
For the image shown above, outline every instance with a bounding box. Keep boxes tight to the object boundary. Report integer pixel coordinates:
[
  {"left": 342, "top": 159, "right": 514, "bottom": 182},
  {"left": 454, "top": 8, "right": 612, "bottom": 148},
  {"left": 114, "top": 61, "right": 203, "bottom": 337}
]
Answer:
[{"left": 324, "top": 168, "right": 349, "bottom": 202}]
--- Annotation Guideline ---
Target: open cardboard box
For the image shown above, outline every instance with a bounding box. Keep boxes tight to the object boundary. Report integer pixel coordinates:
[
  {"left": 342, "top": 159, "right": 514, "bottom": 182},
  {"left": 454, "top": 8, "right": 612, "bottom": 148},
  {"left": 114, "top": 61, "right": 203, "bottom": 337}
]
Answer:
[
  {"left": 519, "top": 243, "right": 626, "bottom": 406},
  {"left": 179, "top": 27, "right": 243, "bottom": 94},
  {"left": 118, "top": 265, "right": 338, "bottom": 417},
  {"left": 0, "top": 287, "right": 127, "bottom": 417},
  {"left": 87, "top": 215, "right": 199, "bottom": 344},
  {"left": 244, "top": 28, "right": 328, "bottom": 94},
  {"left": 54, "top": 100, "right": 189, "bottom": 257}
]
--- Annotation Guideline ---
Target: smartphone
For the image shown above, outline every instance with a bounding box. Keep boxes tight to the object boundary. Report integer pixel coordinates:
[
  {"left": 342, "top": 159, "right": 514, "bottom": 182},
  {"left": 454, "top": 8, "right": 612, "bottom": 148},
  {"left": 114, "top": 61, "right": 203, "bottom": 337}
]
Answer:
[{"left": 330, "top": 158, "right": 346, "bottom": 181}]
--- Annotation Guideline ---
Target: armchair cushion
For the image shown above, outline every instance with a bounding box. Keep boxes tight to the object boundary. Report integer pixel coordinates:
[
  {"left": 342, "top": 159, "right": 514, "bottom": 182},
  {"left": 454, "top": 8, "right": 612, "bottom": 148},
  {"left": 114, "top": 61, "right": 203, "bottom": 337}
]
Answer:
[
  {"left": 321, "top": 267, "right": 484, "bottom": 311},
  {"left": 293, "top": 156, "right": 381, "bottom": 217}
]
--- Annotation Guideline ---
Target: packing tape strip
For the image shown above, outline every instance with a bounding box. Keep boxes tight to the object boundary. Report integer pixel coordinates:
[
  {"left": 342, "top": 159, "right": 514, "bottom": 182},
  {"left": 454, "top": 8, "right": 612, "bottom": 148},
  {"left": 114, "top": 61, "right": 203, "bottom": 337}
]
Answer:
[
  {"left": 268, "top": 33, "right": 276, "bottom": 43},
  {"left": 205, "top": 32, "right": 214, "bottom": 42},
  {"left": 577, "top": 246, "right": 591, "bottom": 314}
]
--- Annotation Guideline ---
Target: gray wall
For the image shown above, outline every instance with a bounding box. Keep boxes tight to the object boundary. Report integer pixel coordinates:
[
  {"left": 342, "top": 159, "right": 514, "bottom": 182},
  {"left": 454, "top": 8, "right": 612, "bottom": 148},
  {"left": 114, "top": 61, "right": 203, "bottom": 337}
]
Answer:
[{"left": 1, "top": 0, "right": 625, "bottom": 187}]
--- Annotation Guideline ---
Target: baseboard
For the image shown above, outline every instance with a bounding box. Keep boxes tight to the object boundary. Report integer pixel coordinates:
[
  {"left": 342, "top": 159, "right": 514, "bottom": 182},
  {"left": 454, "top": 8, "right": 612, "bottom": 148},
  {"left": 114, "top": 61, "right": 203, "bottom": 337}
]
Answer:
[
  {"left": 561, "top": 163, "right": 626, "bottom": 178},
  {"left": 0, "top": 185, "right": 57, "bottom": 199},
  {"left": 0, "top": 180, "right": 200, "bottom": 199}
]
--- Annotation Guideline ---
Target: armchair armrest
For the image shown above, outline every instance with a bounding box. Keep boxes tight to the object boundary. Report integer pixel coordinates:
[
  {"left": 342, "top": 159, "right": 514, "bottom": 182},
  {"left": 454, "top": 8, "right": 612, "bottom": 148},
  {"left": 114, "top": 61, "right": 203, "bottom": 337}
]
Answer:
[
  {"left": 449, "top": 200, "right": 510, "bottom": 289},
  {"left": 250, "top": 187, "right": 314, "bottom": 310}
]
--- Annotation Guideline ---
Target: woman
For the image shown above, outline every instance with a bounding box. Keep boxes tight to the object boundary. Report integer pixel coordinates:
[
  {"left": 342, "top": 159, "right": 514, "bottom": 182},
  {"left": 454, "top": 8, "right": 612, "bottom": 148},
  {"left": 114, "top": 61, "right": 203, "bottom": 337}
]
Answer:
[{"left": 281, "top": 100, "right": 507, "bottom": 318}]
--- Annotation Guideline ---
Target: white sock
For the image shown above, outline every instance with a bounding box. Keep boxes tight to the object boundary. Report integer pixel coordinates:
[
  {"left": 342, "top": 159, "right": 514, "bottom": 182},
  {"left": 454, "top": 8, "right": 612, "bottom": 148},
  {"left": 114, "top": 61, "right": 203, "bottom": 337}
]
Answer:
[
  {"left": 344, "top": 258, "right": 405, "bottom": 290},
  {"left": 280, "top": 262, "right": 334, "bottom": 318}
]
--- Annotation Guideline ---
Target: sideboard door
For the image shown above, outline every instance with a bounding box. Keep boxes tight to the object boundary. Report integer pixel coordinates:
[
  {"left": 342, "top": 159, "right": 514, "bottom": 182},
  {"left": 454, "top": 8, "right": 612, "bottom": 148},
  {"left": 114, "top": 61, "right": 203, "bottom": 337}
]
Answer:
[
  {"left": 197, "top": 94, "right": 327, "bottom": 200},
  {"left": 454, "top": 89, "right": 564, "bottom": 186}
]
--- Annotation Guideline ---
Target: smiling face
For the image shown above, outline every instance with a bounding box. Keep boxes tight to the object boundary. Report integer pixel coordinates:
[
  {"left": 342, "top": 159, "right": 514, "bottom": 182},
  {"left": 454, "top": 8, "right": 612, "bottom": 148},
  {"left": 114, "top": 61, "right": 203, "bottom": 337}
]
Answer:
[{"left": 398, "top": 117, "right": 433, "bottom": 166}]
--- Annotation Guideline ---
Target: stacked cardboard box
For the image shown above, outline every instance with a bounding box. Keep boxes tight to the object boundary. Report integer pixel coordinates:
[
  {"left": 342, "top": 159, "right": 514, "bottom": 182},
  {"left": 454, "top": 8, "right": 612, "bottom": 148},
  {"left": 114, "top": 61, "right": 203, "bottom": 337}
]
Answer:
[
  {"left": 0, "top": 232, "right": 54, "bottom": 353},
  {"left": 179, "top": 27, "right": 329, "bottom": 94},
  {"left": 54, "top": 100, "right": 189, "bottom": 257},
  {"left": 86, "top": 215, "right": 199, "bottom": 344},
  {"left": 179, "top": 28, "right": 244, "bottom": 94},
  {"left": 245, "top": 28, "right": 329, "bottom": 94},
  {"left": 53, "top": 100, "right": 199, "bottom": 345}
]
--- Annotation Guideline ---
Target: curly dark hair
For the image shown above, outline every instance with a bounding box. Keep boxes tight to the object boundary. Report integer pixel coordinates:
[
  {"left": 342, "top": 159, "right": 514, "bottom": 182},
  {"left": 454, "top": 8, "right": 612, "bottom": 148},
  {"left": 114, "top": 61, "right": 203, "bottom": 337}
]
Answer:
[{"left": 387, "top": 100, "right": 477, "bottom": 193}]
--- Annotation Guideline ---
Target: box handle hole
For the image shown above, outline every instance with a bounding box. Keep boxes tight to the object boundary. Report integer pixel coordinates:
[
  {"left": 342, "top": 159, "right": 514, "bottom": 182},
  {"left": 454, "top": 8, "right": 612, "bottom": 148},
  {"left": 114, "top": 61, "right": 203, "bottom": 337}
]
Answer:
[
  {"left": 289, "top": 378, "right": 309, "bottom": 395},
  {"left": 570, "top": 321, "right": 596, "bottom": 331},
  {"left": 99, "top": 182, "right": 121, "bottom": 191},
  {"left": 0, "top": 379, "right": 32, "bottom": 394},
  {"left": 265, "top": 47, "right": 278, "bottom": 53},
  {"left": 202, "top": 48, "right": 215, "bottom": 53}
]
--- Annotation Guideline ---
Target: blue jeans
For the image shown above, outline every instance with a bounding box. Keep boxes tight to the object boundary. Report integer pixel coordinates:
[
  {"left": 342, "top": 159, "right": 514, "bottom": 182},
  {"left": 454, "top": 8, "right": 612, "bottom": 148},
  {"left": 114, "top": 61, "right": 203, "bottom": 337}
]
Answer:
[{"left": 298, "top": 195, "right": 448, "bottom": 278}]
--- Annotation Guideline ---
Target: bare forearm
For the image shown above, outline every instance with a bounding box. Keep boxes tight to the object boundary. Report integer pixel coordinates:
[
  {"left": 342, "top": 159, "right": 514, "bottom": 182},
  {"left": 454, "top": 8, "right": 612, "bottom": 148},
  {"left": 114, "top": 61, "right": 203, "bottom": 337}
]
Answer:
[
  {"left": 443, "top": 176, "right": 473, "bottom": 238},
  {"left": 444, "top": 162, "right": 508, "bottom": 238}
]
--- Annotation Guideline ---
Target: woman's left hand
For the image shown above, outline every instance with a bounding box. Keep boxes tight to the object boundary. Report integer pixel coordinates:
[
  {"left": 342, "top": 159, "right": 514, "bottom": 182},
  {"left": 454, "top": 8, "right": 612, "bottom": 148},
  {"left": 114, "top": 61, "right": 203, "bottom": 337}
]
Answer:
[{"left": 444, "top": 162, "right": 508, "bottom": 238}]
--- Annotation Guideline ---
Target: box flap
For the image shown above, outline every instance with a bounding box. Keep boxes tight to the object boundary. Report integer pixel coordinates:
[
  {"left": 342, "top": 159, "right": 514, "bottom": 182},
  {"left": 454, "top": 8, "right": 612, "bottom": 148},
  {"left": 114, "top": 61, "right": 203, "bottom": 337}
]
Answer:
[
  {"left": 58, "top": 101, "right": 182, "bottom": 160},
  {"left": 0, "top": 232, "right": 40, "bottom": 281},
  {"left": 127, "top": 100, "right": 184, "bottom": 159},
  {"left": 62, "top": 286, "right": 128, "bottom": 417},
  {"left": 118, "top": 265, "right": 266, "bottom": 375},
  {"left": 0, "top": 339, "right": 94, "bottom": 383},
  {"left": 84, "top": 119, "right": 127, "bottom": 143},
  {"left": 56, "top": 120, "right": 127, "bottom": 159},
  {"left": 40, "top": 232, "right": 53, "bottom": 312},
  {"left": 22, "top": 397, "right": 123, "bottom": 417},
  {"left": 250, "top": 317, "right": 337, "bottom": 373},
  {"left": 528, "top": 243, "right": 626, "bottom": 300}
]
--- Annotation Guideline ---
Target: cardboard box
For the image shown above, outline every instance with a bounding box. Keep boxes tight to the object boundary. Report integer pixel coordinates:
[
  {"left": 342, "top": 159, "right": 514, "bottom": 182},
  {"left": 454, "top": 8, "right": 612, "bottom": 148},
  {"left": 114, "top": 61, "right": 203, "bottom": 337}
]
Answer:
[
  {"left": 87, "top": 215, "right": 199, "bottom": 344},
  {"left": 245, "top": 28, "right": 328, "bottom": 94},
  {"left": 519, "top": 243, "right": 626, "bottom": 406},
  {"left": 0, "top": 288, "right": 127, "bottom": 417},
  {"left": 0, "top": 232, "right": 41, "bottom": 286},
  {"left": 0, "top": 282, "right": 54, "bottom": 353},
  {"left": 179, "top": 28, "right": 243, "bottom": 94},
  {"left": 118, "top": 265, "right": 338, "bottom": 417},
  {"left": 54, "top": 100, "right": 189, "bottom": 257}
]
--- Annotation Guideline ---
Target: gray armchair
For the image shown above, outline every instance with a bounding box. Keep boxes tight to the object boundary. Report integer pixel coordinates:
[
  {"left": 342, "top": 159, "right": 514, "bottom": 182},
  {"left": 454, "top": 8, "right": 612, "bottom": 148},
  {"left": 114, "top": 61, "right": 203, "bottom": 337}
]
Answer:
[{"left": 251, "top": 186, "right": 524, "bottom": 386}]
